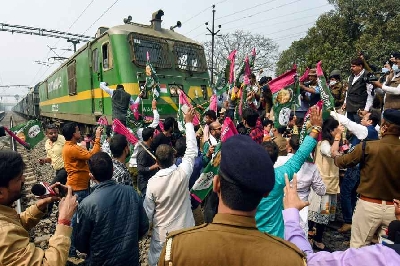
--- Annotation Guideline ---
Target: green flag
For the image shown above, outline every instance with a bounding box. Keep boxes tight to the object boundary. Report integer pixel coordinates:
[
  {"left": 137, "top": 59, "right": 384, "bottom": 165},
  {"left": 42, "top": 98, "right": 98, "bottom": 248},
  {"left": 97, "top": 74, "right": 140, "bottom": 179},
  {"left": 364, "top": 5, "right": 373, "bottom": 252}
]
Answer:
[
  {"left": 145, "top": 51, "right": 161, "bottom": 100},
  {"left": 190, "top": 142, "right": 222, "bottom": 202},
  {"left": 11, "top": 120, "right": 44, "bottom": 149},
  {"left": 269, "top": 67, "right": 297, "bottom": 128},
  {"left": 316, "top": 61, "right": 335, "bottom": 119}
]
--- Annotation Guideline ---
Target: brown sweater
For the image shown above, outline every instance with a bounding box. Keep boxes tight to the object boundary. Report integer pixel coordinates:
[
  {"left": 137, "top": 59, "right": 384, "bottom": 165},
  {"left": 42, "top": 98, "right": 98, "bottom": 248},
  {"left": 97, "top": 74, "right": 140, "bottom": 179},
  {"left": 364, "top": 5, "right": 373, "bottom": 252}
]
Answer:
[
  {"left": 335, "top": 135, "right": 400, "bottom": 201},
  {"left": 63, "top": 138, "right": 100, "bottom": 191}
]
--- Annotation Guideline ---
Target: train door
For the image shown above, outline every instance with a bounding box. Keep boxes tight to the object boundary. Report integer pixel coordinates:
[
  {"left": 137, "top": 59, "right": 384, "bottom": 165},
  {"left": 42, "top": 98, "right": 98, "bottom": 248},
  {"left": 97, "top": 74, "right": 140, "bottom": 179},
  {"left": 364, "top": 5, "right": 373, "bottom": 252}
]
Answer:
[{"left": 90, "top": 47, "right": 104, "bottom": 115}]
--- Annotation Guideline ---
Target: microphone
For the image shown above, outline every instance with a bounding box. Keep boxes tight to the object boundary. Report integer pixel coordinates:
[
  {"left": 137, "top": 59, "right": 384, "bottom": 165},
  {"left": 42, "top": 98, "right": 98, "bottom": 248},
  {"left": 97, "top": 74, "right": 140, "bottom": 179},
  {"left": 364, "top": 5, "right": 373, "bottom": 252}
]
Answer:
[{"left": 31, "top": 182, "right": 57, "bottom": 198}]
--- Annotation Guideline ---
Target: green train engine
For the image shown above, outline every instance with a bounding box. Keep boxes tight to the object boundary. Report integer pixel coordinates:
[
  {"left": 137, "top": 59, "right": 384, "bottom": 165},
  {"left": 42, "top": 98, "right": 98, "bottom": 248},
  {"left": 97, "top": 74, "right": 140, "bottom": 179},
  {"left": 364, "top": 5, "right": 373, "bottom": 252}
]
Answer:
[{"left": 38, "top": 10, "right": 211, "bottom": 128}]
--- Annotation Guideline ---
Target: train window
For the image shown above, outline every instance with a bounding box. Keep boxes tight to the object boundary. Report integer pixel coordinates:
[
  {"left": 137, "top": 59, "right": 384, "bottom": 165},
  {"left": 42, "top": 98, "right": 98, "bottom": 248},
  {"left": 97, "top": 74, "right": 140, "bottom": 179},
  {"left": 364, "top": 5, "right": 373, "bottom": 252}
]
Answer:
[
  {"left": 102, "top": 42, "right": 113, "bottom": 70},
  {"left": 92, "top": 48, "right": 99, "bottom": 72},
  {"left": 67, "top": 61, "right": 77, "bottom": 95},
  {"left": 128, "top": 33, "right": 171, "bottom": 69},
  {"left": 173, "top": 42, "right": 207, "bottom": 72}
]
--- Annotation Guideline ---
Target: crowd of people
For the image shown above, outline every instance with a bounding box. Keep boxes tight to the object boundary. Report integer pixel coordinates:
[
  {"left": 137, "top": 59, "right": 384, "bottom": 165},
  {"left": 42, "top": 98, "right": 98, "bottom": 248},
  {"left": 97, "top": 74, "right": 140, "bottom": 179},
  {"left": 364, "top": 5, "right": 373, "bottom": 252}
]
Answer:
[{"left": 1, "top": 51, "right": 400, "bottom": 266}]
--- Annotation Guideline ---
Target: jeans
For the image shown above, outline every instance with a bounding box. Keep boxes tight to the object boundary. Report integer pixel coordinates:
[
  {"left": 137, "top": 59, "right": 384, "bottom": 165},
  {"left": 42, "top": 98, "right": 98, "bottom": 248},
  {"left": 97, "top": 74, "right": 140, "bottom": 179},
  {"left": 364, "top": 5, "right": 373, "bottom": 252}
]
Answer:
[
  {"left": 52, "top": 168, "right": 68, "bottom": 185},
  {"left": 69, "top": 189, "right": 90, "bottom": 257},
  {"left": 340, "top": 166, "right": 360, "bottom": 224}
]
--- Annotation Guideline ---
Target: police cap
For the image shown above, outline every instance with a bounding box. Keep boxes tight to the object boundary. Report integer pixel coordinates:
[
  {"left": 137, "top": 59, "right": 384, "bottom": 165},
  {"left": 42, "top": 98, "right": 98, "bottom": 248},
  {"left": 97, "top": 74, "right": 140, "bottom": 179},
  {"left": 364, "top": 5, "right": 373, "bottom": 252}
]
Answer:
[
  {"left": 219, "top": 134, "right": 275, "bottom": 194},
  {"left": 383, "top": 109, "right": 400, "bottom": 126}
]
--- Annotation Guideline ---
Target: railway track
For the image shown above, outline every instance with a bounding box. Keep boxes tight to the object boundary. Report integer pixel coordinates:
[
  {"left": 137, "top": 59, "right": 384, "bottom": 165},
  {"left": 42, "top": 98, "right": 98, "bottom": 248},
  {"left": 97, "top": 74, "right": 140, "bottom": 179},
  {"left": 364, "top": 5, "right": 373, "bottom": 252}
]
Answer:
[{"left": 1, "top": 112, "right": 55, "bottom": 245}]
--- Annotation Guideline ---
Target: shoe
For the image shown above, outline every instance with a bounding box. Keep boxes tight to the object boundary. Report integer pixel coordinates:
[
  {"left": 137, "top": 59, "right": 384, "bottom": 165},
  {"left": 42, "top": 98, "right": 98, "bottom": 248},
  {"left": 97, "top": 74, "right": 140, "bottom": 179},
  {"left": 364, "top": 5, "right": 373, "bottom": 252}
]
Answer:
[
  {"left": 338, "top": 223, "right": 352, "bottom": 233},
  {"left": 313, "top": 242, "right": 332, "bottom": 252}
]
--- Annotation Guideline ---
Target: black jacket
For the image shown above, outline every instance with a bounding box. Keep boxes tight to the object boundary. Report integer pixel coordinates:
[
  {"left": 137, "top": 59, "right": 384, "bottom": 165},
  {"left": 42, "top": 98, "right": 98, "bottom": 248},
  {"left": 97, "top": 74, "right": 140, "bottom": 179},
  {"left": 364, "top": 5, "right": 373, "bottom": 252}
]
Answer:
[{"left": 75, "top": 180, "right": 149, "bottom": 266}]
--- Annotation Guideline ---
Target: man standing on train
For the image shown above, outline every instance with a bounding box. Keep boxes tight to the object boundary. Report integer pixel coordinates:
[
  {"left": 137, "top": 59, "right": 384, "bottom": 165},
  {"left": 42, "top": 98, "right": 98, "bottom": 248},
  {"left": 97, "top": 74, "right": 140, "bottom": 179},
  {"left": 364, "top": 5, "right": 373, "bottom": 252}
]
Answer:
[{"left": 100, "top": 82, "right": 139, "bottom": 126}]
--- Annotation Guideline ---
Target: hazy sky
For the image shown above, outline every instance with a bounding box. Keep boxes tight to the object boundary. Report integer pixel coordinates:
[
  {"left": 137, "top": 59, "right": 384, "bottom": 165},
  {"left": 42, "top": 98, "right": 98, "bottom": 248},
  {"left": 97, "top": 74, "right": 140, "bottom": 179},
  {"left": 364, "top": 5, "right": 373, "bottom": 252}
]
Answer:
[{"left": 0, "top": 0, "right": 332, "bottom": 101}]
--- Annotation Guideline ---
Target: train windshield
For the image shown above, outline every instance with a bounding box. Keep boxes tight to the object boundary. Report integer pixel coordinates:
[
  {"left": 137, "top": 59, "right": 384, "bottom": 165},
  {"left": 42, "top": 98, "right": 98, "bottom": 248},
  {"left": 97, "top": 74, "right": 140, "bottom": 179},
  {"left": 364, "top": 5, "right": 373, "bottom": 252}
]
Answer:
[
  {"left": 128, "top": 33, "right": 172, "bottom": 68},
  {"left": 173, "top": 42, "right": 207, "bottom": 72}
]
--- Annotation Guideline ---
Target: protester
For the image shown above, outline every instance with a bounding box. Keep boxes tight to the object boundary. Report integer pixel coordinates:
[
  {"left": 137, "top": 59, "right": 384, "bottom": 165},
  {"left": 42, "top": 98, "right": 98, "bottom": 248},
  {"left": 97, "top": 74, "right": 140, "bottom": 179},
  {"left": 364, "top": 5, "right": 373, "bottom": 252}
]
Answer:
[
  {"left": 334, "top": 109, "right": 400, "bottom": 248},
  {"left": 0, "top": 150, "right": 77, "bottom": 266},
  {"left": 109, "top": 134, "right": 133, "bottom": 186},
  {"left": 62, "top": 122, "right": 102, "bottom": 257},
  {"left": 329, "top": 70, "right": 346, "bottom": 110},
  {"left": 225, "top": 82, "right": 241, "bottom": 121},
  {"left": 262, "top": 119, "right": 274, "bottom": 141},
  {"left": 198, "top": 110, "right": 217, "bottom": 148},
  {"left": 137, "top": 127, "right": 159, "bottom": 197},
  {"left": 343, "top": 57, "right": 374, "bottom": 123},
  {"left": 129, "top": 99, "right": 160, "bottom": 190},
  {"left": 202, "top": 121, "right": 221, "bottom": 166},
  {"left": 241, "top": 108, "right": 263, "bottom": 144},
  {"left": 272, "top": 126, "right": 288, "bottom": 156},
  {"left": 274, "top": 134, "right": 326, "bottom": 235},
  {"left": 144, "top": 108, "right": 198, "bottom": 266},
  {"left": 256, "top": 105, "right": 322, "bottom": 238},
  {"left": 100, "top": 82, "right": 137, "bottom": 126},
  {"left": 372, "top": 52, "right": 400, "bottom": 111},
  {"left": 300, "top": 68, "right": 321, "bottom": 108},
  {"left": 331, "top": 110, "right": 379, "bottom": 233},
  {"left": 157, "top": 134, "right": 306, "bottom": 266},
  {"left": 101, "top": 125, "right": 113, "bottom": 157},
  {"left": 283, "top": 174, "right": 400, "bottom": 266},
  {"left": 308, "top": 117, "right": 342, "bottom": 251},
  {"left": 39, "top": 124, "right": 67, "bottom": 185},
  {"left": 74, "top": 152, "right": 148, "bottom": 265},
  {"left": 150, "top": 117, "right": 175, "bottom": 151}
]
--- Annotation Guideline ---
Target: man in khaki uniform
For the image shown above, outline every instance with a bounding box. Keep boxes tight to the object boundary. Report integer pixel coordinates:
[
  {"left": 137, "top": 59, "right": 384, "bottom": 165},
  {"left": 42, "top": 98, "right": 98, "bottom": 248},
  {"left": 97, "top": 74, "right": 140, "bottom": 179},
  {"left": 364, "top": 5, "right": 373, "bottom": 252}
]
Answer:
[
  {"left": 334, "top": 109, "right": 400, "bottom": 248},
  {"left": 158, "top": 135, "right": 306, "bottom": 266}
]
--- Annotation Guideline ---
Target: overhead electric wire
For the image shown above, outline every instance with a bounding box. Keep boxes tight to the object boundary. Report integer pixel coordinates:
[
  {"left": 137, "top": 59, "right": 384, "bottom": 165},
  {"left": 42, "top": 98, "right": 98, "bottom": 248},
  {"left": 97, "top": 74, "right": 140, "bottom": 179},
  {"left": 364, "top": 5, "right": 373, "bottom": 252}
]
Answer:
[
  {"left": 183, "top": 0, "right": 230, "bottom": 35},
  {"left": 30, "top": 0, "right": 98, "bottom": 85},
  {"left": 215, "top": 0, "right": 279, "bottom": 21},
  {"left": 188, "top": 0, "right": 304, "bottom": 37},
  {"left": 222, "top": 4, "right": 329, "bottom": 32},
  {"left": 219, "top": 0, "right": 302, "bottom": 27},
  {"left": 33, "top": 0, "right": 120, "bottom": 85}
]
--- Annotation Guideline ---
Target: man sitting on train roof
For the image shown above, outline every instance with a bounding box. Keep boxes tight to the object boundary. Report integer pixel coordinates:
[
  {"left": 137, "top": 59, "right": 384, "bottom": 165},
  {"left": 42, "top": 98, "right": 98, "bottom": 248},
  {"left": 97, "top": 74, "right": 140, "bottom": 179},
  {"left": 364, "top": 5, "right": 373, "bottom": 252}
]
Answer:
[{"left": 100, "top": 82, "right": 140, "bottom": 126}]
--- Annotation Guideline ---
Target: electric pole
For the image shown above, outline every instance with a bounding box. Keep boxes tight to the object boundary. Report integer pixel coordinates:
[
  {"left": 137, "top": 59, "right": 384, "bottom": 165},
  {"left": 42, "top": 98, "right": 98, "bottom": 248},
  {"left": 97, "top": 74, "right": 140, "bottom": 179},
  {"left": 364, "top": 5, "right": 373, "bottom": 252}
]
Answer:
[{"left": 206, "top": 5, "right": 221, "bottom": 86}]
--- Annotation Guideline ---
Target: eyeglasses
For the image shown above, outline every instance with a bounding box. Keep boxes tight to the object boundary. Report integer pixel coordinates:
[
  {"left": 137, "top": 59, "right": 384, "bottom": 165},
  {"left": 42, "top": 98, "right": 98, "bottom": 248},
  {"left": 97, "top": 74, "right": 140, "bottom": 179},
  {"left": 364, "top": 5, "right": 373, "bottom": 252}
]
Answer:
[{"left": 211, "top": 127, "right": 222, "bottom": 131}]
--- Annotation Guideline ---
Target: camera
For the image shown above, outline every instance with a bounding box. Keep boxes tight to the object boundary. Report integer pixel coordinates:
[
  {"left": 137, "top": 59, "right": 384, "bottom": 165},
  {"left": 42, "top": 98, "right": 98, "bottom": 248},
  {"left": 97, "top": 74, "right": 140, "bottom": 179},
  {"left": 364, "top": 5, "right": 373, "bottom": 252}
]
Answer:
[
  {"left": 362, "top": 73, "right": 379, "bottom": 83},
  {"left": 303, "top": 81, "right": 312, "bottom": 86}
]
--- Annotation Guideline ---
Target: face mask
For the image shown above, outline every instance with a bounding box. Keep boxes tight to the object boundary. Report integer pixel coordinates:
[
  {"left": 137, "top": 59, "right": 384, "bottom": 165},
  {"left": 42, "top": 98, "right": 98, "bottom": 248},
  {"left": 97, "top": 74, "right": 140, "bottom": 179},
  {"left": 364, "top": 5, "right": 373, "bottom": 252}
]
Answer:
[
  {"left": 393, "top": 64, "right": 399, "bottom": 72},
  {"left": 329, "top": 80, "right": 337, "bottom": 86},
  {"left": 382, "top": 67, "right": 389, "bottom": 73}
]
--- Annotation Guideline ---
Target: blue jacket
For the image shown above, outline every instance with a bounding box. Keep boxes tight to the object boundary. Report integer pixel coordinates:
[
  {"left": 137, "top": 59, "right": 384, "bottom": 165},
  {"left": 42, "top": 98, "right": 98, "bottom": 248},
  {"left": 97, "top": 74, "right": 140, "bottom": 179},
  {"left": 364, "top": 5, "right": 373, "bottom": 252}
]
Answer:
[
  {"left": 75, "top": 180, "right": 149, "bottom": 266},
  {"left": 255, "top": 135, "right": 317, "bottom": 238}
]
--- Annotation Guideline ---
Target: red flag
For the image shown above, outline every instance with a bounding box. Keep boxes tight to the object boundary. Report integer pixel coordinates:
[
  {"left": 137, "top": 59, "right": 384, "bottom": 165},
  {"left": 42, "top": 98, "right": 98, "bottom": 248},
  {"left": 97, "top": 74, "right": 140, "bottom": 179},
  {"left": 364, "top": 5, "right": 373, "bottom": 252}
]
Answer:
[
  {"left": 130, "top": 102, "right": 140, "bottom": 120},
  {"left": 209, "top": 94, "right": 218, "bottom": 113},
  {"left": 3, "top": 126, "right": 30, "bottom": 149},
  {"left": 244, "top": 56, "right": 251, "bottom": 78},
  {"left": 221, "top": 117, "right": 238, "bottom": 142},
  {"left": 112, "top": 119, "right": 139, "bottom": 145},
  {"left": 178, "top": 90, "right": 200, "bottom": 126},
  {"left": 228, "top": 50, "right": 237, "bottom": 84},
  {"left": 268, "top": 66, "right": 297, "bottom": 94},
  {"left": 97, "top": 116, "right": 109, "bottom": 126},
  {"left": 299, "top": 68, "right": 310, "bottom": 82}
]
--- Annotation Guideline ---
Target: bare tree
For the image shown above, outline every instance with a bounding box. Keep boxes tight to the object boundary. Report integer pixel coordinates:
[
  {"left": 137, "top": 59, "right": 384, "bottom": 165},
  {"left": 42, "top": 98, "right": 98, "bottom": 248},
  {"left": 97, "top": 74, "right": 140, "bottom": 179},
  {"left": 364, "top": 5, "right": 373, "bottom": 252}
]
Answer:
[{"left": 203, "top": 30, "right": 278, "bottom": 83}]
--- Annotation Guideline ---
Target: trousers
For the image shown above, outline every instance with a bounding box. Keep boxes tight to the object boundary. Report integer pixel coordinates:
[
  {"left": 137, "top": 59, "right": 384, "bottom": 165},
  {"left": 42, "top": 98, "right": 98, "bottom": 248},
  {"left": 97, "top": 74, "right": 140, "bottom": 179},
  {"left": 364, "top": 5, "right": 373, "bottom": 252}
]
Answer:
[{"left": 351, "top": 198, "right": 395, "bottom": 248}]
